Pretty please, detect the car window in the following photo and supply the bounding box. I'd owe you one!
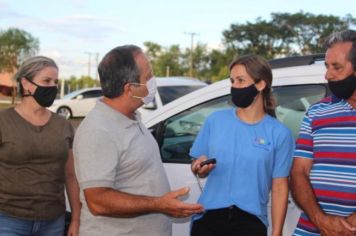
[153,84,327,164]
[63,90,81,99]
[274,84,327,138]
[155,96,232,163]
[158,86,205,105]
[81,90,103,99]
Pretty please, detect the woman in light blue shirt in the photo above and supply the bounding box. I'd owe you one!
[190,54,294,236]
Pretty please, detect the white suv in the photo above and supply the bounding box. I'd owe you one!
[138,76,207,118]
[142,55,329,236]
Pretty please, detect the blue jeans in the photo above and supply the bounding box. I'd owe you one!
[0,212,64,236]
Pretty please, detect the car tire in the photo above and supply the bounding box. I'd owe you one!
[57,106,72,120]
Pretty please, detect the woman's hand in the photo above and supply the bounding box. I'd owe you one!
[191,155,216,178]
[67,219,80,236]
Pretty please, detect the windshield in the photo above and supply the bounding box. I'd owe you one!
[158,85,205,105]
[62,90,83,99]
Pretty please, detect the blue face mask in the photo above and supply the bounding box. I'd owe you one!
[328,73,356,99]
[23,78,58,107]
[230,84,259,108]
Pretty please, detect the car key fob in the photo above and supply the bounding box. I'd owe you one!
[200,158,216,167]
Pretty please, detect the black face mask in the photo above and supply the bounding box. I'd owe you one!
[328,73,356,99]
[231,84,259,108]
[24,78,58,107]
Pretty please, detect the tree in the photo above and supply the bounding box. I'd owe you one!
[65,75,100,93]
[207,48,234,82]
[223,18,288,59]
[0,28,39,73]
[144,42,185,77]
[144,41,162,62]
[182,44,210,79]
[144,41,213,80]
[223,12,356,58]
[0,28,39,103]
[271,12,355,54]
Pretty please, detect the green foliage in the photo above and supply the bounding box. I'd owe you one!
[157,45,185,76]
[223,12,355,59]
[0,28,39,72]
[64,75,100,93]
[207,48,235,82]
[144,42,213,80]
[144,42,186,76]
[143,12,355,83]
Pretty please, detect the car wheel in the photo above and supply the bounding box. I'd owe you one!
[57,107,72,120]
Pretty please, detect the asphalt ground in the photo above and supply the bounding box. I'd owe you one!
[69,118,83,130]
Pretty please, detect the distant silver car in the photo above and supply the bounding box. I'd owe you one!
[49,77,207,119]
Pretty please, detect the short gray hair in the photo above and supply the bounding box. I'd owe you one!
[325,29,356,70]
[98,45,142,98]
[14,56,58,96]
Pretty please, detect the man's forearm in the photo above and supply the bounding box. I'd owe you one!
[84,187,203,218]
[290,171,325,225]
[85,188,159,217]
[346,212,356,227]
[271,178,289,236]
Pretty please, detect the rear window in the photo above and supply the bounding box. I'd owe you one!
[158,86,205,105]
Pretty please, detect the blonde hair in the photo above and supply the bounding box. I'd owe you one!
[14,56,58,96]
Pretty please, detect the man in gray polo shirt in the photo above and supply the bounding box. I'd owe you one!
[73,45,203,236]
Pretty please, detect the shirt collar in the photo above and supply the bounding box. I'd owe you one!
[96,99,141,128]
[331,94,342,103]
[331,95,354,110]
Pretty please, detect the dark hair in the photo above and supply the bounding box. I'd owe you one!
[325,29,356,70]
[229,54,275,117]
[14,56,58,96]
[98,45,142,98]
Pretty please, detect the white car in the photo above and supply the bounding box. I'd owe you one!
[49,87,103,119]
[142,55,329,236]
[50,77,206,119]
[138,77,207,118]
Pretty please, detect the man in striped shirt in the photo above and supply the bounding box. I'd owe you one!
[290,30,356,236]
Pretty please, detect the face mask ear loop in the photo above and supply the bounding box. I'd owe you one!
[22,90,33,97]
[21,76,38,97]
[129,83,146,100]
[22,77,35,97]
[24,77,40,87]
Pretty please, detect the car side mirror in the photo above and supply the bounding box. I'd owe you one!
[76,94,84,100]
[142,101,157,110]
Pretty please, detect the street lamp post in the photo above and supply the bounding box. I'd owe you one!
[185,32,198,77]
[84,52,92,78]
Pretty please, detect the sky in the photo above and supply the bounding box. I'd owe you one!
[0,0,355,79]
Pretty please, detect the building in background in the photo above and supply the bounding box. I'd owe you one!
[0,72,16,97]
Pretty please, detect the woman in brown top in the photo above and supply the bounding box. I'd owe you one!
[0,56,80,235]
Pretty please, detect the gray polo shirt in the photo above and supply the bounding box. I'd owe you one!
[73,100,171,236]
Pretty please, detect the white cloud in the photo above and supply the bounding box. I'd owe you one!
[49,14,126,41]
[1,8,125,43]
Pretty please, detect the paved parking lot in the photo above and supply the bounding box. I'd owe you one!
[69,118,83,130]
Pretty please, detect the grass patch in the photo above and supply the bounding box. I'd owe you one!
[0,103,13,109]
